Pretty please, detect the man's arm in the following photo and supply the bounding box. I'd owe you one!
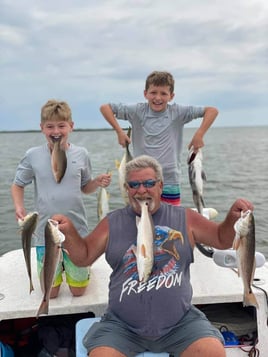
[186,198,254,249]
[53,214,109,266]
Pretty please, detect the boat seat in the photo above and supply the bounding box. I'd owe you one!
[76,317,169,357]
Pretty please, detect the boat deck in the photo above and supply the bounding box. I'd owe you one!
[1,248,267,356]
[0,249,112,320]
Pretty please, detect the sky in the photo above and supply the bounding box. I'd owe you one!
[1,0,267,131]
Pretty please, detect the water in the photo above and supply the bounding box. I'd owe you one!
[1,127,268,258]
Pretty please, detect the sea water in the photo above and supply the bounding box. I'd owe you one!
[0,127,267,258]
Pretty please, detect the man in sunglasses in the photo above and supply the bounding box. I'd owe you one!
[53,155,253,357]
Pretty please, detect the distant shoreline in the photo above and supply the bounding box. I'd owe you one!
[1,125,268,134]
[0,128,116,134]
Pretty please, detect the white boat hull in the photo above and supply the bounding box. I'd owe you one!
[0,248,267,355]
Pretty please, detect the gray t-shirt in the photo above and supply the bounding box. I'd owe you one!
[13,143,92,245]
[106,203,193,338]
[110,102,205,185]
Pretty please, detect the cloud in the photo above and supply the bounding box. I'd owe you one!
[0,0,267,130]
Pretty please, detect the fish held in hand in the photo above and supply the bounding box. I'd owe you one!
[116,127,133,205]
[97,187,110,221]
[134,200,154,283]
[191,207,218,220]
[36,219,65,317]
[18,212,39,294]
[187,147,206,215]
[51,138,67,183]
[233,210,258,308]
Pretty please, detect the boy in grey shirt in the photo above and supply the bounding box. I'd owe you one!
[11,99,111,298]
[100,71,218,205]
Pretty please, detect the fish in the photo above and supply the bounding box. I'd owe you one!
[191,207,218,220]
[233,210,258,308]
[134,200,155,282]
[187,146,206,215]
[18,211,39,293]
[188,147,214,258]
[36,219,65,317]
[97,187,110,221]
[51,138,67,183]
[115,127,133,205]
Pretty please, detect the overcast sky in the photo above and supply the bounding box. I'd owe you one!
[1,0,267,131]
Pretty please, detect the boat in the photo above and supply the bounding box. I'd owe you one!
[0,247,267,356]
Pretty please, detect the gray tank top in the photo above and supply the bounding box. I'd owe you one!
[106,203,194,338]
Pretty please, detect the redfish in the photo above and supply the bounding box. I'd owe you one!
[36,219,65,317]
[18,211,39,293]
[116,127,132,205]
[233,210,258,308]
[97,187,110,221]
[51,138,67,183]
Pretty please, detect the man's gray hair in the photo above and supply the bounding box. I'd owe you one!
[125,155,163,183]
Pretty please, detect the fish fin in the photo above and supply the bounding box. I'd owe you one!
[141,244,146,258]
[244,291,259,309]
[202,170,207,182]
[232,236,240,250]
[115,160,120,169]
[62,248,69,256]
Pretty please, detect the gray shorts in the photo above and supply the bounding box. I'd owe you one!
[83,306,224,356]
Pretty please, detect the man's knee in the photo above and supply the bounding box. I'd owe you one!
[181,337,225,357]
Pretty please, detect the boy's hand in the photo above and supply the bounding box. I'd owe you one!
[118,131,131,148]
[96,173,112,188]
[15,207,27,221]
[188,133,204,151]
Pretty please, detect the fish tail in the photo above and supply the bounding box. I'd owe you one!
[36,299,49,318]
[243,291,259,309]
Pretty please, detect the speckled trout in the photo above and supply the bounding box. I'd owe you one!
[233,210,258,308]
[187,146,206,215]
[51,138,67,183]
[116,127,133,205]
[18,211,39,293]
[36,219,65,317]
[97,187,110,221]
[134,200,154,282]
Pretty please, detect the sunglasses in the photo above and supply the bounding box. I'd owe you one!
[127,179,160,189]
